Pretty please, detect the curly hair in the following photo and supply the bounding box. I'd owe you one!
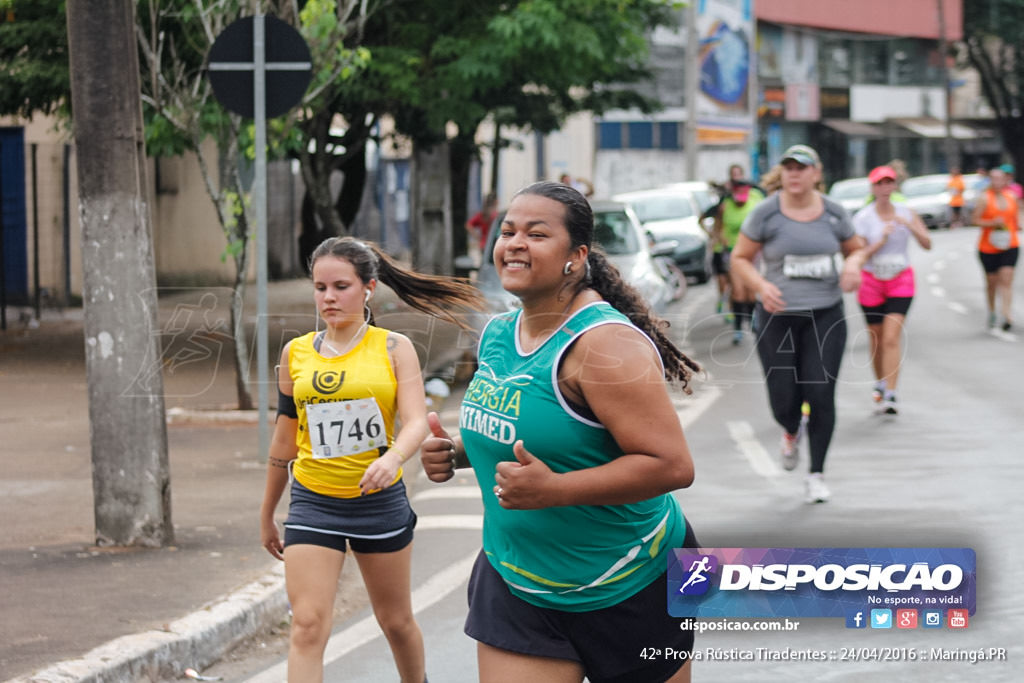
[512,181,701,391]
[309,236,485,330]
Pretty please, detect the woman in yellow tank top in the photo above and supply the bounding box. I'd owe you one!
[971,167,1020,331]
[259,237,482,681]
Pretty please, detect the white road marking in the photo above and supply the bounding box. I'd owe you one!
[411,486,482,502]
[244,550,480,683]
[726,420,782,479]
[933,260,947,271]
[416,514,483,530]
[674,383,724,431]
[930,286,946,298]
[926,273,941,284]
[946,302,969,315]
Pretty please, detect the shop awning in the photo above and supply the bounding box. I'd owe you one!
[891,118,986,140]
[821,119,885,137]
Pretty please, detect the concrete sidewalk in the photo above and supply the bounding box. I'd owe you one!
[0,280,475,682]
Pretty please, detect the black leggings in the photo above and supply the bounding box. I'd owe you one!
[754,302,847,474]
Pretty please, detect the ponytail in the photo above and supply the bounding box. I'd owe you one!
[585,249,700,391]
[309,236,485,330]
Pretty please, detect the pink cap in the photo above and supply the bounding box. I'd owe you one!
[868,166,898,184]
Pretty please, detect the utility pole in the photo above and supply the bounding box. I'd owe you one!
[685,1,699,181]
[66,0,173,546]
[937,0,959,171]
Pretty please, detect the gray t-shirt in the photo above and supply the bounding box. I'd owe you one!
[741,194,855,311]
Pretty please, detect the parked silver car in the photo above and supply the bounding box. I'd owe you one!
[827,177,871,216]
[612,183,716,283]
[901,173,982,229]
[469,201,677,332]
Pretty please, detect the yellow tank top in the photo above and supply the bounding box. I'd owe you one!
[289,327,401,497]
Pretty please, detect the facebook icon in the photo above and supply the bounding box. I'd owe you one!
[846,610,867,629]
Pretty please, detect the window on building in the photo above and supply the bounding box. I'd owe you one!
[659,122,680,150]
[598,122,622,149]
[854,40,889,85]
[818,36,851,87]
[627,122,654,149]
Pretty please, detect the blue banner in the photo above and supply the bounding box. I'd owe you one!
[667,548,976,618]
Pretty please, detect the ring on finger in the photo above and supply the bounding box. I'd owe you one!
[495,486,503,499]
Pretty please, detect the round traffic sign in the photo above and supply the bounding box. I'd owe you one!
[208,15,312,119]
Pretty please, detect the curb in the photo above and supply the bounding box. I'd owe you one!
[6,567,288,683]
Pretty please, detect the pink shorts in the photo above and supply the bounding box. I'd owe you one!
[858,267,915,307]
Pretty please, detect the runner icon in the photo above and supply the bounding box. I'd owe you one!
[679,556,712,594]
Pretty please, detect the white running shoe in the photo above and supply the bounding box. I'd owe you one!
[882,397,898,415]
[780,431,799,471]
[805,473,830,503]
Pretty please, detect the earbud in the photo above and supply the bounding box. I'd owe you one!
[365,290,372,302]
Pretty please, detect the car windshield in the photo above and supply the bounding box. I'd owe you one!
[902,177,949,197]
[829,179,870,199]
[629,195,696,222]
[593,210,640,255]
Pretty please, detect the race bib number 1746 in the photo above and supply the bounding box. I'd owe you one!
[306,398,385,459]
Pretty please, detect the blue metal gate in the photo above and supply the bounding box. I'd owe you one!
[1,127,28,302]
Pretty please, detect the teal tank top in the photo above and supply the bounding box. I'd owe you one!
[461,301,687,611]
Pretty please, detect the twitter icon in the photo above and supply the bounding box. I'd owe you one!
[871,609,892,629]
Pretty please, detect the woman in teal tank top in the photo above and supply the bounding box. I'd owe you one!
[421,182,703,683]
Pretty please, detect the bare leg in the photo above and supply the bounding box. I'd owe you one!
[879,314,906,391]
[354,544,425,682]
[985,272,998,317]
[284,544,346,683]
[866,323,883,382]
[478,643,583,683]
[997,266,1015,324]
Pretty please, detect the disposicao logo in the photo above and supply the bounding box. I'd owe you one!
[666,548,976,618]
[675,554,719,596]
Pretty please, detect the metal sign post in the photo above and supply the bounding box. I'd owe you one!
[208,15,312,460]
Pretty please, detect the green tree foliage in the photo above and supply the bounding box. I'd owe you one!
[963,0,1024,170]
[305,0,678,259]
[0,0,69,119]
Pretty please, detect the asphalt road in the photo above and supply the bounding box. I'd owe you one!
[201,227,1022,682]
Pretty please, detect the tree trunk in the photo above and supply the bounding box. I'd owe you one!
[217,139,255,411]
[449,131,477,259]
[337,146,367,230]
[66,0,172,547]
[411,140,452,274]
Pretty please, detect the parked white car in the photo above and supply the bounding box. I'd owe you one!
[612,183,716,283]
[901,173,982,229]
[827,177,871,216]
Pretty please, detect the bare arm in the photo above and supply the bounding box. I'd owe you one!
[359,332,429,494]
[731,233,786,312]
[260,343,298,560]
[904,213,932,250]
[838,234,868,291]
[493,324,694,509]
